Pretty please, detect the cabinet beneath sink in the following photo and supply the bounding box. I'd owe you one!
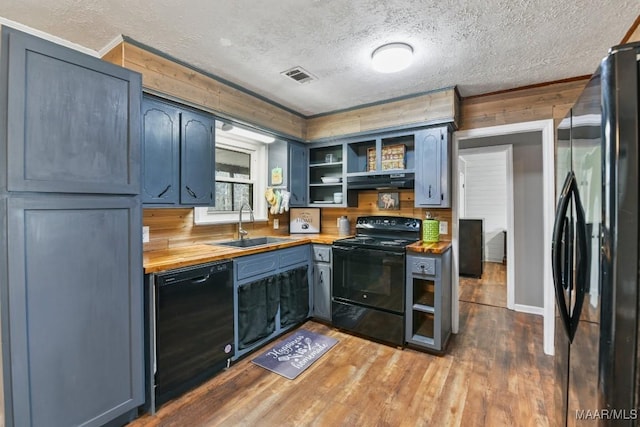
[233,245,313,360]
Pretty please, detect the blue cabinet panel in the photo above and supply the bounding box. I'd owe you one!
[267,140,308,207]
[141,96,215,207]
[180,111,215,205]
[5,28,141,195]
[6,196,144,427]
[288,142,308,206]
[415,127,450,207]
[142,98,180,204]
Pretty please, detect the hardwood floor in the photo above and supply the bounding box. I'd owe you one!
[459,262,507,308]
[128,276,555,427]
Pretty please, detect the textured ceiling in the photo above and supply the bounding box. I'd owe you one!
[0,1,637,117]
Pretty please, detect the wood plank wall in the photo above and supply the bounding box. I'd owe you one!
[143,209,291,252]
[459,78,589,131]
[102,42,307,140]
[143,190,451,252]
[305,88,460,140]
[320,189,452,239]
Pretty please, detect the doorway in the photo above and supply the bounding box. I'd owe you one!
[452,120,556,356]
[458,145,513,310]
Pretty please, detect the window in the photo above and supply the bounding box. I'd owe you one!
[213,148,253,211]
[194,129,267,224]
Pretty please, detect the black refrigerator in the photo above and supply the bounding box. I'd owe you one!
[552,41,640,425]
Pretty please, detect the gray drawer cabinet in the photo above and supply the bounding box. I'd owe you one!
[311,244,332,322]
[267,140,308,206]
[414,126,450,207]
[233,245,312,359]
[405,249,452,353]
[1,27,143,427]
[142,95,215,206]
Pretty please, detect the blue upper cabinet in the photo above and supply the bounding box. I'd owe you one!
[267,140,308,207]
[5,28,141,195]
[415,126,450,207]
[141,95,215,206]
[180,110,215,205]
[142,98,180,204]
[288,142,308,206]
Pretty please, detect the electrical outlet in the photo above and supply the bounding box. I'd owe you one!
[142,226,150,243]
[439,221,448,235]
[273,219,279,230]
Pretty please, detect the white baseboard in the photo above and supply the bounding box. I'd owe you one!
[514,304,544,316]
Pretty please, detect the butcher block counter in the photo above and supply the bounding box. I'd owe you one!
[143,234,347,273]
[406,240,452,255]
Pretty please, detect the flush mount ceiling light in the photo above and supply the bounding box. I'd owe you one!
[371,42,414,73]
[221,123,275,143]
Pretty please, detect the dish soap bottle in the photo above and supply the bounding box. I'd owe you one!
[422,212,440,243]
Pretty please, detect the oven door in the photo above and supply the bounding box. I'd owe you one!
[332,245,405,313]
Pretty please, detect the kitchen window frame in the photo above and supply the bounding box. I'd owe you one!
[194,133,268,225]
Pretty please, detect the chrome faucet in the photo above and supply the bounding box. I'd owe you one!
[238,202,254,240]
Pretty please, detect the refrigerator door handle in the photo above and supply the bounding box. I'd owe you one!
[552,171,575,340]
[569,180,589,341]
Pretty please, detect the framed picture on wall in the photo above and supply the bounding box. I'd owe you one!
[378,192,400,210]
[289,208,321,233]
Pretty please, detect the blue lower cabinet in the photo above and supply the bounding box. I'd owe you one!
[233,246,312,359]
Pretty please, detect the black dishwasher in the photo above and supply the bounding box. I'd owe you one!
[155,260,233,406]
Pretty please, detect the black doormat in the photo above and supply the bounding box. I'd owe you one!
[252,329,338,380]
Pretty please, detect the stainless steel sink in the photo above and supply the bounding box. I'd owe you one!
[210,236,292,249]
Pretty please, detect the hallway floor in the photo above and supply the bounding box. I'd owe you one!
[459,262,507,308]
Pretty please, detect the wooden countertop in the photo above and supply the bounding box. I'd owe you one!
[143,234,348,273]
[406,240,452,255]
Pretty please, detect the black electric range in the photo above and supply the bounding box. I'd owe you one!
[332,216,421,346]
[333,216,421,252]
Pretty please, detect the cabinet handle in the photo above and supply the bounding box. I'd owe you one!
[185,185,198,199]
[319,270,324,284]
[157,184,171,198]
[428,185,432,198]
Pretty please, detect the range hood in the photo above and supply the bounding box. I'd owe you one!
[347,173,414,190]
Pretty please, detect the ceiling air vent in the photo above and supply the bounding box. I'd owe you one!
[280,66,317,84]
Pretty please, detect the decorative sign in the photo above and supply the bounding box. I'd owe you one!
[289,208,321,234]
[271,167,283,185]
[378,192,400,210]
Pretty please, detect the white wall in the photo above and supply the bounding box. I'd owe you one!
[459,150,507,263]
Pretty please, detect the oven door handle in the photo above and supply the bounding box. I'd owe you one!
[332,246,356,251]
[333,246,404,258]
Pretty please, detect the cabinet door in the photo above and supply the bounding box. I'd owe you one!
[289,142,308,206]
[142,97,180,204]
[4,28,141,195]
[180,111,215,205]
[6,196,144,427]
[313,263,332,321]
[415,128,442,206]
